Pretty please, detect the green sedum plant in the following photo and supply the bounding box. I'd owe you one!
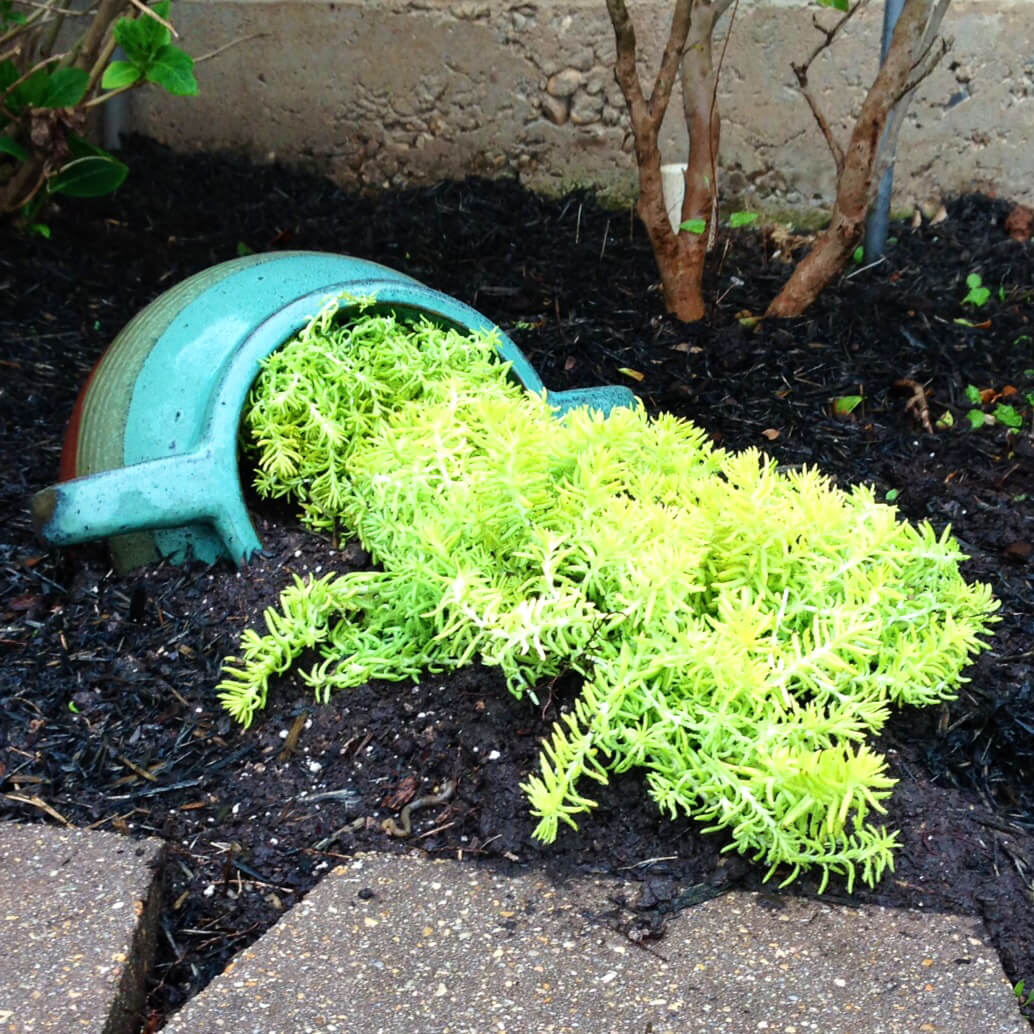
[219,298,998,892]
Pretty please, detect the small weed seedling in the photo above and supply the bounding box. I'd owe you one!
[961,273,991,307]
[959,383,1033,432]
[1015,979,1034,1009]
[679,211,760,235]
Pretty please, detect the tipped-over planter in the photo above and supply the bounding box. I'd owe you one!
[32,251,636,572]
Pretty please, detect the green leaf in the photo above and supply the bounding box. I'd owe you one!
[101,61,144,90]
[963,384,983,405]
[38,67,88,108]
[66,134,109,160]
[48,154,129,198]
[816,0,850,9]
[4,64,87,110]
[884,488,900,502]
[935,410,954,430]
[962,272,990,307]
[679,217,707,235]
[728,211,759,229]
[993,403,1023,429]
[832,394,863,416]
[0,134,28,161]
[852,245,864,263]
[114,8,172,65]
[965,409,989,430]
[10,67,50,109]
[0,1,27,26]
[145,46,198,96]
[0,58,18,93]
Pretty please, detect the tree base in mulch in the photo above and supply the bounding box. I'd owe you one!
[1,136,1032,1024]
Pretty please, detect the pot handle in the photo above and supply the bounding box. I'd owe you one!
[32,446,261,564]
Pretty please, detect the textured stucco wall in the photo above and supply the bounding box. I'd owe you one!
[128,0,1034,211]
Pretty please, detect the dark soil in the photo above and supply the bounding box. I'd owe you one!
[2,136,1033,1030]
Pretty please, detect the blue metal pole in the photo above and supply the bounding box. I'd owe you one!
[863,0,906,261]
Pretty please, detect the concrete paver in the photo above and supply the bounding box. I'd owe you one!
[0,822,165,1034]
[161,850,1029,1034]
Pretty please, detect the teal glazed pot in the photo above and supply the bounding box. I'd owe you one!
[32,251,636,572]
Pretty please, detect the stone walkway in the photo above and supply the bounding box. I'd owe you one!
[2,822,1029,1034]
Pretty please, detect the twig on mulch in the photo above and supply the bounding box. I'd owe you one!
[894,377,933,432]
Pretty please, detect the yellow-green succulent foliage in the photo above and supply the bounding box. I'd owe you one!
[219,297,998,892]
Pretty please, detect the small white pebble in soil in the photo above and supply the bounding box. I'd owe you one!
[308,760,322,774]
[232,803,240,816]
[488,750,501,761]
[278,729,289,739]
[269,837,278,846]
[203,884,216,897]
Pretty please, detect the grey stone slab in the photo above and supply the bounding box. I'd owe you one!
[0,822,165,1034]
[162,850,1028,1034]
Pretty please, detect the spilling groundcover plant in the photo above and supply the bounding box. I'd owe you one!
[219,298,998,892]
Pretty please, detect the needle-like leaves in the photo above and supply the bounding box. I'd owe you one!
[218,298,999,892]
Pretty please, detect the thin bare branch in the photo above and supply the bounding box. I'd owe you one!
[128,0,177,39]
[15,0,98,14]
[0,7,48,52]
[706,0,739,246]
[195,32,269,65]
[74,0,124,72]
[791,0,873,174]
[915,0,951,54]
[798,0,871,71]
[793,73,845,175]
[84,25,118,94]
[0,51,60,104]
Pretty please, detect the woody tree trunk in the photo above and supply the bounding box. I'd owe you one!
[766,0,951,317]
[606,0,733,323]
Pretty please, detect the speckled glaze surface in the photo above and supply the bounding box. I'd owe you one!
[34,251,635,571]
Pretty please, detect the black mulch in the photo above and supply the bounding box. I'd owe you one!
[2,136,1033,1029]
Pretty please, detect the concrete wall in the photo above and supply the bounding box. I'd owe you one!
[130,0,1034,212]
